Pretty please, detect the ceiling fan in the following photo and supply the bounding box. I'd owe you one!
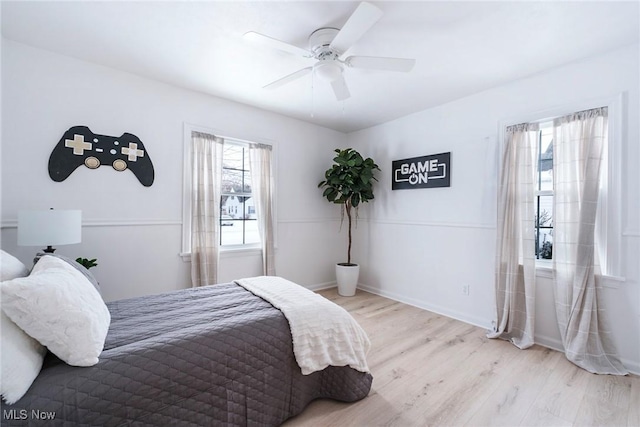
[244,2,416,101]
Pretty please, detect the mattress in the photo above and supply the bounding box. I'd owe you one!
[1,282,372,426]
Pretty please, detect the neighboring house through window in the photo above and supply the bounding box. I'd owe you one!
[220,143,259,246]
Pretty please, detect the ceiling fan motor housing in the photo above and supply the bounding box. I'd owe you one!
[308,27,341,59]
[309,28,344,82]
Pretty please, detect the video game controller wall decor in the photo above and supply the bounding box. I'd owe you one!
[49,126,155,187]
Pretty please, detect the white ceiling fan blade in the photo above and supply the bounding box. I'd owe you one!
[330,75,351,101]
[346,56,416,72]
[263,67,313,90]
[244,31,313,58]
[330,2,383,54]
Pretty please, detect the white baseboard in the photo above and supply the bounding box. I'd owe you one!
[534,333,640,376]
[305,281,337,291]
[620,358,640,376]
[357,283,492,330]
[534,334,564,353]
[357,283,640,376]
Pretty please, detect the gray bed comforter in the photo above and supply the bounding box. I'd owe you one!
[1,283,373,426]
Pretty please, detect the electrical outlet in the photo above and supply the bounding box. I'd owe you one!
[462,285,470,296]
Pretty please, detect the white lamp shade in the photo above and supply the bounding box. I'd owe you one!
[18,210,82,247]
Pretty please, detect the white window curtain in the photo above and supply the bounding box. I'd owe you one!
[249,143,276,276]
[488,123,538,349]
[552,107,627,374]
[191,131,224,287]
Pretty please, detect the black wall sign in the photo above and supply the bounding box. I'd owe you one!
[392,152,451,190]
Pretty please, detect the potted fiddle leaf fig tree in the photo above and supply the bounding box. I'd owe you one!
[318,148,380,296]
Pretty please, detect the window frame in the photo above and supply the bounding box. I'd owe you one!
[181,123,276,259]
[219,141,259,247]
[534,122,554,266]
[497,93,624,278]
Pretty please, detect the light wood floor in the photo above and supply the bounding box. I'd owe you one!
[283,289,640,427]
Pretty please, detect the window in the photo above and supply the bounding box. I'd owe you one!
[535,123,554,260]
[501,94,622,277]
[220,143,260,246]
[182,124,275,257]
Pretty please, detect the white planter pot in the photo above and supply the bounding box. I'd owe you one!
[336,263,360,297]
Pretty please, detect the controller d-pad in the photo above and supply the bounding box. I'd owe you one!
[113,159,127,171]
[122,143,144,162]
[85,157,100,169]
[65,134,92,155]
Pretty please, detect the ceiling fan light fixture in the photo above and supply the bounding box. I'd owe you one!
[314,60,343,82]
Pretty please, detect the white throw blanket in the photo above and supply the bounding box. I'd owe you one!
[234,276,371,375]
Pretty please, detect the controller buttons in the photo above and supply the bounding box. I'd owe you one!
[85,157,100,169]
[122,143,144,162]
[110,149,117,155]
[114,141,120,145]
[65,134,92,155]
[93,138,99,143]
[113,159,127,171]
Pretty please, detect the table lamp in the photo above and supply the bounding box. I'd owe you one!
[18,209,82,253]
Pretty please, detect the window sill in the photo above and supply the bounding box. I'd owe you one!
[535,263,625,289]
[535,261,553,278]
[220,245,263,257]
[180,246,263,262]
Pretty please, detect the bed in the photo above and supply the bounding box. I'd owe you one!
[0,253,373,426]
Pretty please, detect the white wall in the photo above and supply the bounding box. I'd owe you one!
[0,39,347,301]
[347,44,640,373]
[2,38,638,373]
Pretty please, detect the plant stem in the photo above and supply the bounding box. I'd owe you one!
[346,200,352,264]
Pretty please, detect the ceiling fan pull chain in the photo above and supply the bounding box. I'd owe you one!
[310,70,315,118]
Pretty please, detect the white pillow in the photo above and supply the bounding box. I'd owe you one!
[1,311,47,404]
[0,250,29,281]
[1,249,47,405]
[1,255,111,367]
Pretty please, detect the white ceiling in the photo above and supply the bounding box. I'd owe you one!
[2,1,638,133]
